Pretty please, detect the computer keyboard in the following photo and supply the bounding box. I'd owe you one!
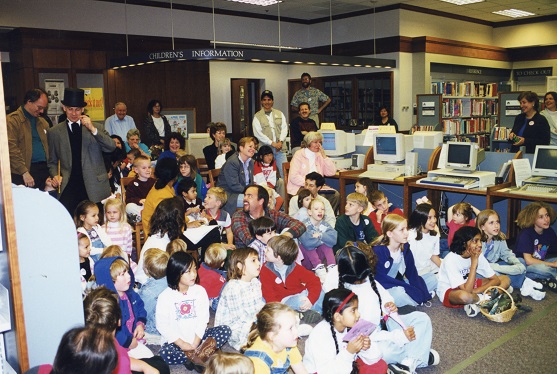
[510,183,557,196]
[417,175,479,189]
[359,170,403,180]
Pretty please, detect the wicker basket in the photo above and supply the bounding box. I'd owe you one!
[479,286,517,323]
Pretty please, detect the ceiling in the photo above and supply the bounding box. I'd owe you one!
[142,0,557,24]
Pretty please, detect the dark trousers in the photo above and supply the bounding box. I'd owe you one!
[11,161,50,191]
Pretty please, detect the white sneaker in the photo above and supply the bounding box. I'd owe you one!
[314,265,327,284]
[464,303,480,317]
[507,286,514,294]
[297,323,313,337]
[523,277,543,290]
[521,284,546,301]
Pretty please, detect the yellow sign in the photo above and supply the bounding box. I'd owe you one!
[83,88,105,121]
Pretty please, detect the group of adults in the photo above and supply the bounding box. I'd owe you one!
[508,91,557,153]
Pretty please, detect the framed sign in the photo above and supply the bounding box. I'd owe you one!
[164,108,196,138]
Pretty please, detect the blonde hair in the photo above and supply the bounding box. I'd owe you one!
[132,155,151,168]
[227,247,258,280]
[205,352,254,374]
[476,209,506,241]
[516,201,557,229]
[346,192,368,210]
[204,243,228,269]
[104,198,127,226]
[372,214,406,248]
[219,138,232,154]
[308,198,325,210]
[242,303,297,352]
[109,258,129,282]
[101,245,128,261]
[166,239,188,256]
[143,248,169,279]
[207,187,227,206]
[263,186,276,210]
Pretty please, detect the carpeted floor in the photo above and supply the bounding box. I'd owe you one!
[152,291,557,374]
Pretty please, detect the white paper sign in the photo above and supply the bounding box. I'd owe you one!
[512,158,532,187]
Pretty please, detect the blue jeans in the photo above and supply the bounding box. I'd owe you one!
[273,148,287,180]
[380,311,432,367]
[421,272,438,294]
[282,289,324,314]
[519,257,557,280]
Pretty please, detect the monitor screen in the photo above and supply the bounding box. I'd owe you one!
[447,143,472,165]
[532,146,557,177]
[376,137,397,156]
[322,133,336,151]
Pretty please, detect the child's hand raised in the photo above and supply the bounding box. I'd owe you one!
[346,335,366,354]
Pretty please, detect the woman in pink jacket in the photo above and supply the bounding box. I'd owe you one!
[287,132,338,214]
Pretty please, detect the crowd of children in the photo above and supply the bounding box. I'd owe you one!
[37,135,557,374]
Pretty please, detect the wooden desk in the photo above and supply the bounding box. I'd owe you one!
[338,171,409,214]
[487,185,557,239]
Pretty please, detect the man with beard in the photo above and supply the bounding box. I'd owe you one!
[290,73,331,126]
[231,184,306,247]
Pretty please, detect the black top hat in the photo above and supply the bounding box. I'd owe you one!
[261,90,273,100]
[61,88,87,107]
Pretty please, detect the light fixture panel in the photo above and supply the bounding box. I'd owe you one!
[226,0,281,6]
[492,9,535,18]
[439,0,484,4]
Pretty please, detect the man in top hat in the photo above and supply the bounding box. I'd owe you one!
[252,90,288,179]
[48,88,116,215]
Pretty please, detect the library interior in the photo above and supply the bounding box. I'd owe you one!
[1,1,557,373]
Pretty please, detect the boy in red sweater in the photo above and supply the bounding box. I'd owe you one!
[260,235,324,322]
[369,189,404,234]
[198,243,228,311]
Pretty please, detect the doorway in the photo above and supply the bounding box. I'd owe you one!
[230,79,261,142]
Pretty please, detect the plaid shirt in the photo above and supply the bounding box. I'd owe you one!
[214,279,265,350]
[231,209,306,247]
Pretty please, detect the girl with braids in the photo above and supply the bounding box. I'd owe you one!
[303,288,388,374]
[242,302,308,374]
[323,245,439,374]
[372,214,432,307]
[407,203,441,295]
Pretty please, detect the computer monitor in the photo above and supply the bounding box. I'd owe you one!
[318,130,356,157]
[373,133,406,164]
[186,133,212,159]
[412,131,444,149]
[445,141,486,173]
[531,145,557,178]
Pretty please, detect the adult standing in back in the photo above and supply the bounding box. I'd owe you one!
[252,90,288,180]
[508,91,550,153]
[143,99,171,147]
[290,72,331,126]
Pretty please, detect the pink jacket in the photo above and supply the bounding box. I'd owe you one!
[287,149,336,195]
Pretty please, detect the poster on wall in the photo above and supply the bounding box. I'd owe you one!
[44,79,65,115]
[421,101,435,116]
[168,114,188,138]
[505,100,521,116]
[83,88,105,121]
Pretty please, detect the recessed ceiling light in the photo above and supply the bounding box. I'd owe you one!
[226,0,281,6]
[493,9,535,18]
[440,0,484,5]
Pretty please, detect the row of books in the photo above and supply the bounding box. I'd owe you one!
[431,81,498,97]
[412,125,437,132]
[442,98,498,118]
[445,134,489,149]
[492,126,512,141]
[442,117,494,136]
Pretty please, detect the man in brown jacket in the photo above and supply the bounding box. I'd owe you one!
[7,88,50,190]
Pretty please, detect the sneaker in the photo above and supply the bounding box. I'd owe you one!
[387,363,412,374]
[300,310,323,324]
[507,286,514,294]
[539,278,557,293]
[525,288,546,301]
[430,290,436,299]
[314,265,328,284]
[428,349,440,366]
[464,303,480,317]
[297,323,313,337]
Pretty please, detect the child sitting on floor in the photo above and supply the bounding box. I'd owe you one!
[248,216,277,265]
[447,202,480,247]
[198,243,228,311]
[368,190,404,235]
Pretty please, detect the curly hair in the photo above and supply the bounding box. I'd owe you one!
[516,201,557,229]
[450,226,480,255]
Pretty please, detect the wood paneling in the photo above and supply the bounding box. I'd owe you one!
[32,49,71,69]
[412,37,509,61]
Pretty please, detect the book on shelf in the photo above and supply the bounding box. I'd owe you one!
[431,81,498,97]
[493,126,511,141]
[442,117,494,135]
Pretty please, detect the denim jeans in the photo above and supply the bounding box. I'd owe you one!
[282,289,324,314]
[518,257,557,280]
[272,148,287,180]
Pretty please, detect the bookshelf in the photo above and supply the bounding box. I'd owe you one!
[490,91,523,152]
[430,81,501,149]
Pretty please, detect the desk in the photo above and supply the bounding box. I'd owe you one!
[404,179,492,217]
[338,171,411,214]
[487,185,557,239]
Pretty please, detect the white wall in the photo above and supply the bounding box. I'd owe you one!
[494,21,557,48]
